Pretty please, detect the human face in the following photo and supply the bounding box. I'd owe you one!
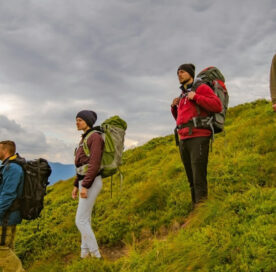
[177,70,192,85]
[0,144,7,161]
[76,118,90,132]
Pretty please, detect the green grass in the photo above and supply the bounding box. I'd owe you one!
[15,99,276,271]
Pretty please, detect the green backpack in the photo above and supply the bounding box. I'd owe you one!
[82,115,127,178]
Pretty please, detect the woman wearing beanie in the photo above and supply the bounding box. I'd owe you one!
[72,110,104,259]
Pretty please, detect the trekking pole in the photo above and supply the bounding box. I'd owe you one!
[174,127,180,146]
[120,172,123,192]
[207,117,214,152]
[110,176,113,198]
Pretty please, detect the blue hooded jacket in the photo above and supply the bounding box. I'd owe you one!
[0,156,24,226]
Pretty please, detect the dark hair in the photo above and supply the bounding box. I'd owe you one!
[0,140,16,155]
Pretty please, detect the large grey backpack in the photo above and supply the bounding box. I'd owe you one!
[192,66,229,134]
[82,115,127,178]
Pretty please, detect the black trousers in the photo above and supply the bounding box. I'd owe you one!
[179,136,210,204]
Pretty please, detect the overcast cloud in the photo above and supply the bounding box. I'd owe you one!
[0,0,275,163]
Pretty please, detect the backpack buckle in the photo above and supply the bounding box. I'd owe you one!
[192,117,198,128]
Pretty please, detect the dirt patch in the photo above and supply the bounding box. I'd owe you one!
[101,245,128,261]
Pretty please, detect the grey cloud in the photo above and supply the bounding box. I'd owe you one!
[191,0,215,12]
[0,115,23,133]
[0,0,275,162]
[0,114,75,163]
[0,115,48,154]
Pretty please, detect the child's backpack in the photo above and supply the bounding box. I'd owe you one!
[191,66,229,134]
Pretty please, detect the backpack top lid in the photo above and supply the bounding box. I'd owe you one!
[192,66,227,92]
[102,115,127,131]
[197,66,225,82]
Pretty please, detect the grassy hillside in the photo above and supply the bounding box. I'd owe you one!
[16,99,275,272]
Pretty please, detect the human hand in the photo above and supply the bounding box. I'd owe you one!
[72,187,78,199]
[80,187,88,198]
[171,97,180,107]
[187,91,196,100]
[273,104,276,112]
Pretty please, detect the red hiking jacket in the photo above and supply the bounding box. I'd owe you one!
[171,83,222,140]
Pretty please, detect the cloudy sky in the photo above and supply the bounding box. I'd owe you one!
[0,0,275,163]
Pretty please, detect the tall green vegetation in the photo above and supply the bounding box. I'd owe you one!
[16,100,275,271]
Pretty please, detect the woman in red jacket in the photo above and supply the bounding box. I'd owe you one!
[72,110,104,259]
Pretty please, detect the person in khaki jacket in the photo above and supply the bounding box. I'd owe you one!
[0,141,25,272]
[270,54,276,112]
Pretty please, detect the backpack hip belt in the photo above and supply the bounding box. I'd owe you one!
[177,116,214,132]
[76,164,89,176]
[76,164,102,180]
[174,116,214,146]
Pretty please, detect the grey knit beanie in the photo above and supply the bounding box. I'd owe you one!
[177,63,195,78]
[76,110,97,128]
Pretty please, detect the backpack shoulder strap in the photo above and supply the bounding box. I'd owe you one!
[82,131,96,157]
[0,155,23,173]
[82,129,103,157]
[191,80,203,115]
[6,154,25,165]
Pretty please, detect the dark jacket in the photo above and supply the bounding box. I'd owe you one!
[171,83,222,140]
[0,156,24,226]
[74,129,104,189]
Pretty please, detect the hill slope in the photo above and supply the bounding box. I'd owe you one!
[16,100,275,272]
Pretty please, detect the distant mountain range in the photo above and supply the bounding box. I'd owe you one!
[48,162,75,184]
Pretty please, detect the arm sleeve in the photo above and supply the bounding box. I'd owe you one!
[73,175,79,188]
[81,133,104,189]
[171,106,178,120]
[193,84,223,113]
[270,54,276,104]
[0,164,23,219]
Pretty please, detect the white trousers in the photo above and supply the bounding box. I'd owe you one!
[75,176,102,258]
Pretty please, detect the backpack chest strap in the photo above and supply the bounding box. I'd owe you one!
[81,130,103,157]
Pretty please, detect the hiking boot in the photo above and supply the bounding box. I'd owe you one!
[90,250,102,259]
[80,249,102,259]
